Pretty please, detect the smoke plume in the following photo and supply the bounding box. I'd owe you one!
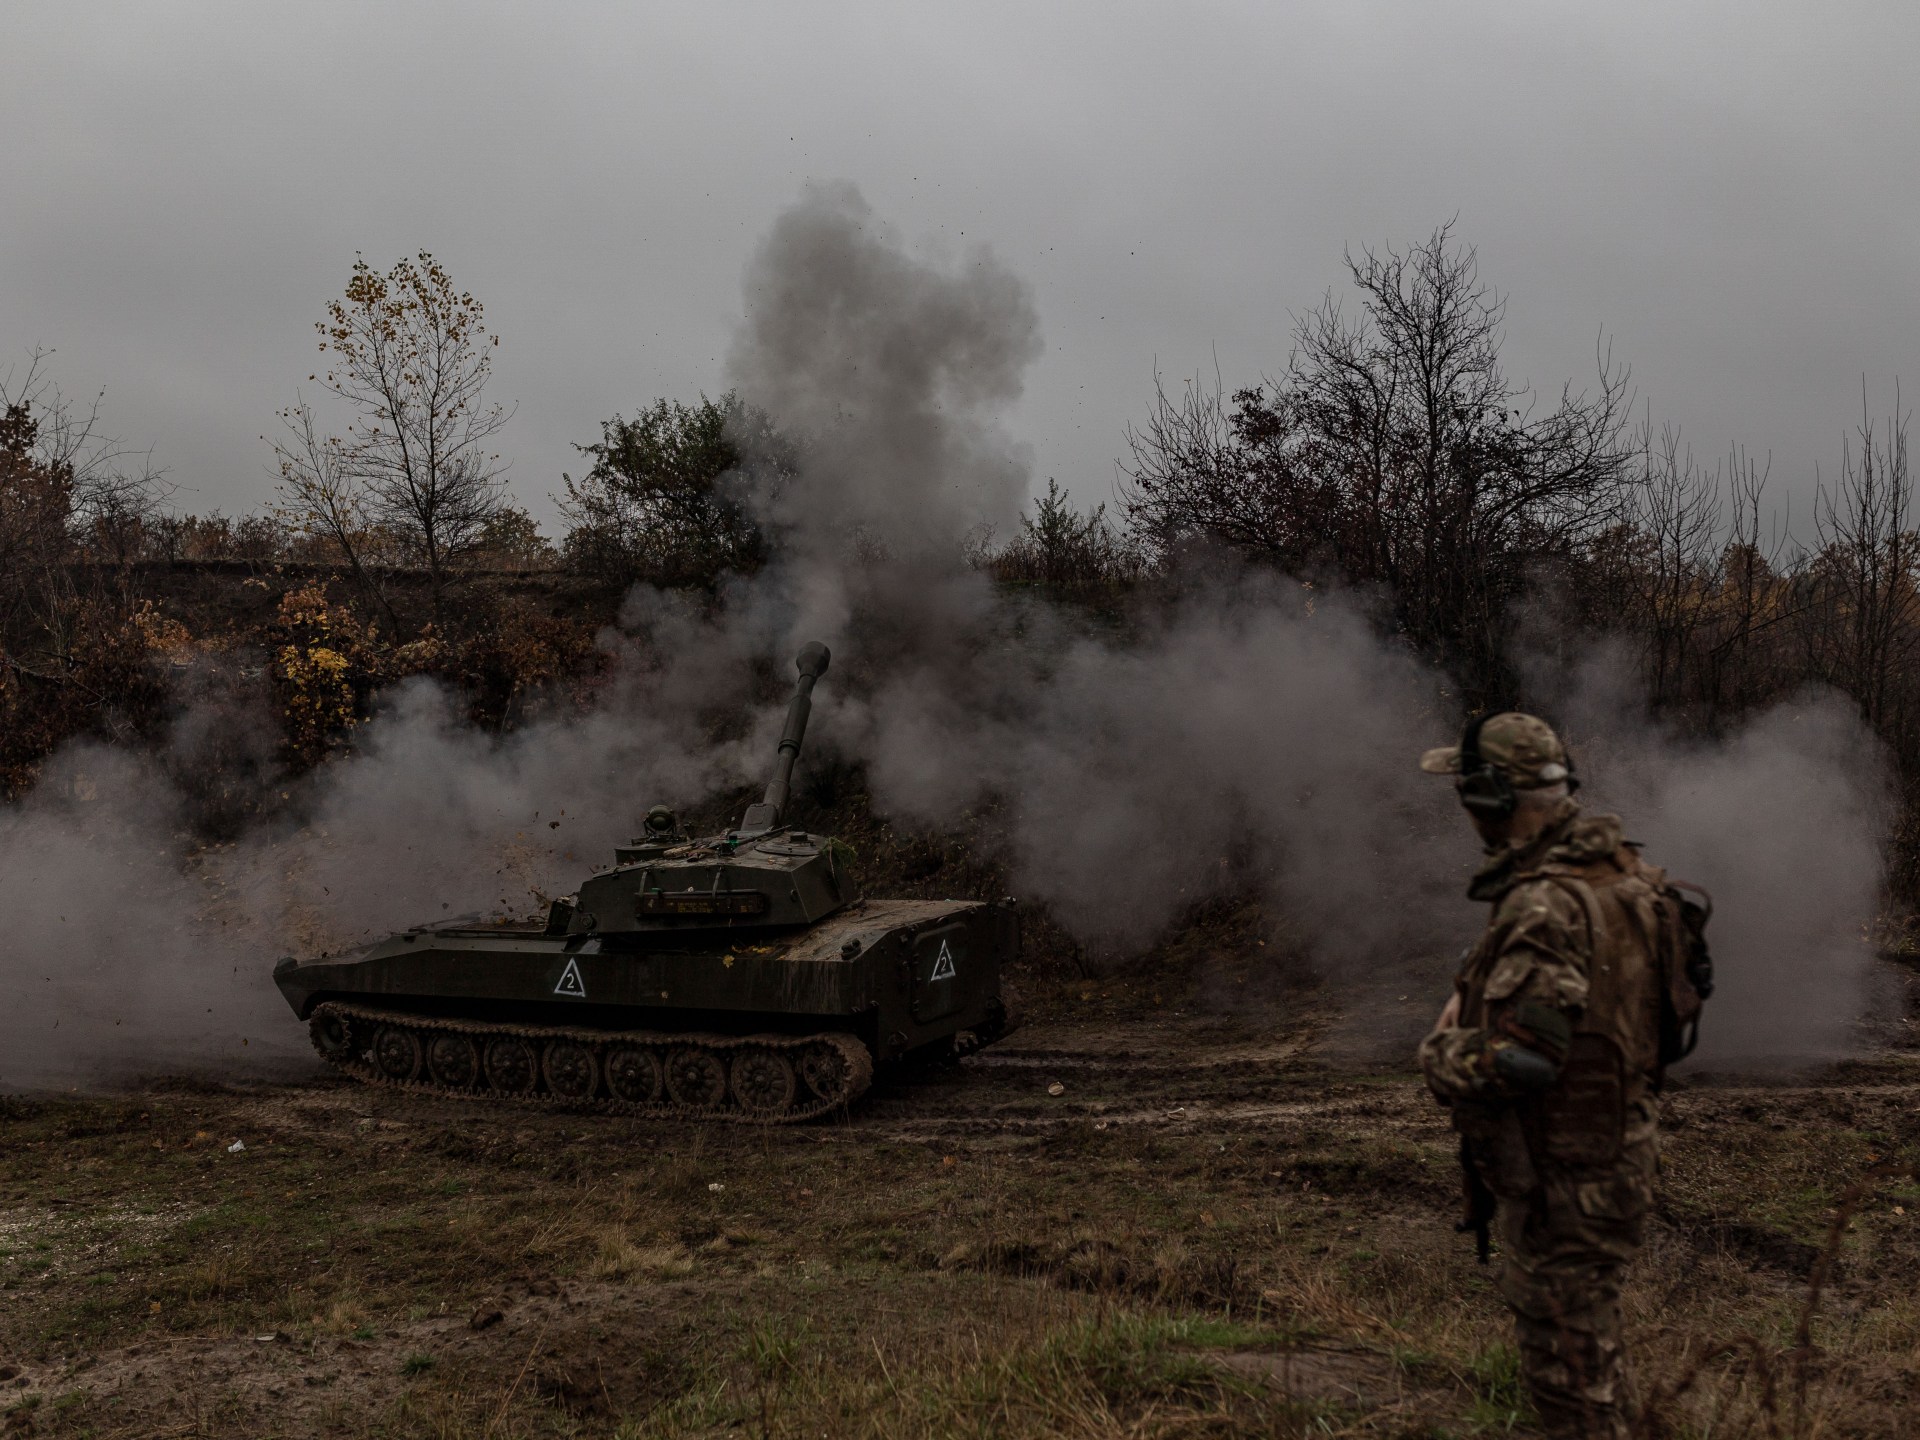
[1545,654,1887,1065]
[0,744,301,1087]
[727,181,1041,567]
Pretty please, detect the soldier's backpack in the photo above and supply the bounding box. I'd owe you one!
[1541,853,1715,1077]
[1654,878,1715,1065]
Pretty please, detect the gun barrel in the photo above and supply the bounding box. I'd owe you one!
[739,642,830,833]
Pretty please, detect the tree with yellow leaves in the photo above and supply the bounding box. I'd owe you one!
[273,253,510,621]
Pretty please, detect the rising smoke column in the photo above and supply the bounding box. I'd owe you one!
[728,181,1041,563]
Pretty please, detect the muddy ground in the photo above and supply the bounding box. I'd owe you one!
[1,988,1918,1438]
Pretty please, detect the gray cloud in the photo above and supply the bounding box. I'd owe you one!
[4,3,1918,533]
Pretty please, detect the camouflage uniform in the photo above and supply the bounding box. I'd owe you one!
[1418,718,1667,1440]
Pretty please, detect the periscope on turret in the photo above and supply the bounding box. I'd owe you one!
[271,643,1018,1122]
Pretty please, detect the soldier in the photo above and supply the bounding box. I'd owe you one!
[1417,712,1668,1440]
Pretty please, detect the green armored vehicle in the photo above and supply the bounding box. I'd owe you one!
[273,643,1017,1122]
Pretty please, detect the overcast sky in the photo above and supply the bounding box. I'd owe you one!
[5,2,1917,536]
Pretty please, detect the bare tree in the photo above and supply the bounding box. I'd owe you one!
[1291,225,1634,691]
[270,396,395,625]
[0,389,74,651]
[1124,225,1634,698]
[1695,447,1793,725]
[280,253,510,617]
[1805,389,1918,739]
[1626,421,1722,710]
[1121,368,1340,567]
[0,350,163,659]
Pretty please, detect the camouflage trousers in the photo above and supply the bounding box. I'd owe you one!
[1494,1137,1656,1440]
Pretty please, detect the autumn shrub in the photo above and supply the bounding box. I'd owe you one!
[0,596,170,795]
[430,606,600,730]
[268,583,388,765]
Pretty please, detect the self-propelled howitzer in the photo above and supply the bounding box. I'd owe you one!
[273,643,1017,1122]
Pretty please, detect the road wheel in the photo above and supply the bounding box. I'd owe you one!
[664,1047,727,1109]
[372,1025,422,1082]
[606,1047,663,1105]
[799,1043,853,1104]
[484,1036,539,1095]
[544,1040,600,1101]
[731,1048,797,1117]
[426,1033,481,1089]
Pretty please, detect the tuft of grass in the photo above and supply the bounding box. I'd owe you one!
[590,1227,695,1281]
[1461,1341,1530,1432]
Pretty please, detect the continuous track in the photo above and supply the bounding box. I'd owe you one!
[307,1001,873,1124]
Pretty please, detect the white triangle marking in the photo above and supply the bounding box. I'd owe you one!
[929,940,957,982]
[554,957,588,998]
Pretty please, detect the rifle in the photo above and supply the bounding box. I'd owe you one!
[1457,1136,1497,1264]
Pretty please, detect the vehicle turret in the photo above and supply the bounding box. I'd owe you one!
[550,642,849,938]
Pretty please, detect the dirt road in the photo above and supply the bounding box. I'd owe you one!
[2,1009,1917,1437]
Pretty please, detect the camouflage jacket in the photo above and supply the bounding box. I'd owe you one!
[1420,801,1663,1179]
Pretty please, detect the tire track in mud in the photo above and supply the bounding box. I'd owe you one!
[854,1024,1422,1140]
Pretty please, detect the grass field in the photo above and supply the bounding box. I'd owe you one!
[1,989,1917,1438]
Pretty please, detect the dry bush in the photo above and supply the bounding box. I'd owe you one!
[433,603,601,731]
[268,582,389,766]
[590,1229,695,1282]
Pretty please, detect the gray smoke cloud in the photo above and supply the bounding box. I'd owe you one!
[0,745,301,1088]
[853,579,1462,960]
[1545,655,1888,1067]
[728,181,1041,563]
[843,587,1887,1069]
[0,183,1889,1089]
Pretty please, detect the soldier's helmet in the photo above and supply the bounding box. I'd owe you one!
[1419,712,1574,789]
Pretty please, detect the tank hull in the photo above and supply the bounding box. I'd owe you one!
[274,898,1016,1120]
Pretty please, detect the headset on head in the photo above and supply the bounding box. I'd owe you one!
[1456,713,1577,822]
